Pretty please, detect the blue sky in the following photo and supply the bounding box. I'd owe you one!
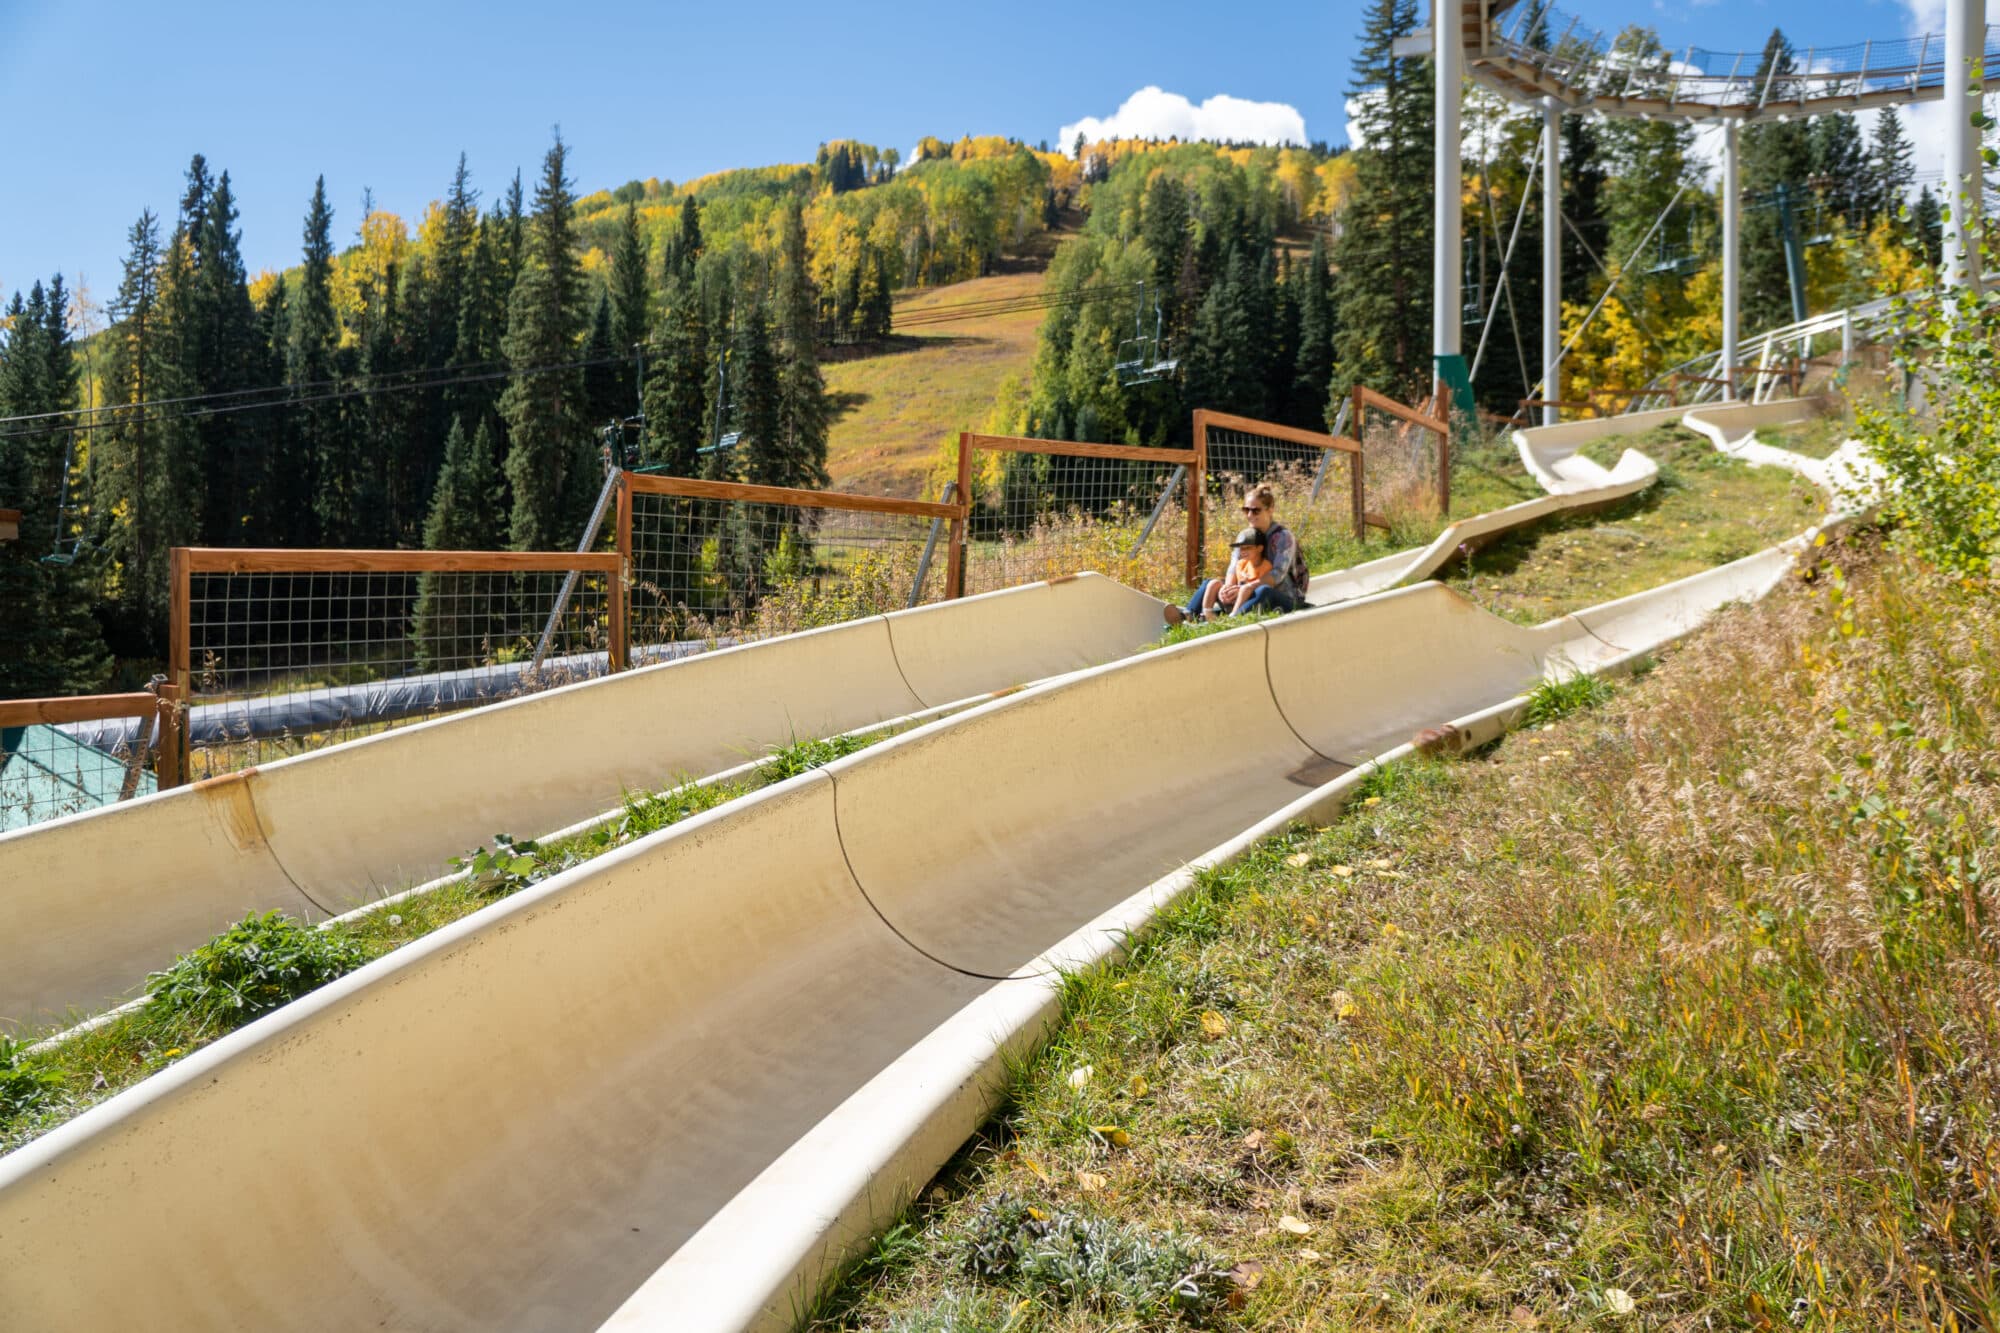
[0,0,1939,308]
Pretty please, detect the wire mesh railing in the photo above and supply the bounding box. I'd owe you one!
[620,473,962,649]
[956,434,1201,599]
[1193,409,1365,575]
[1484,1,2000,116]
[171,549,622,781]
[0,688,177,832]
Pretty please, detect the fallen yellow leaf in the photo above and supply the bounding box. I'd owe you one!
[1331,989,1358,1019]
[1021,1156,1052,1183]
[1285,852,1313,868]
[1090,1124,1132,1148]
[1278,1214,1313,1235]
[1075,1169,1108,1192]
[1329,865,1354,877]
[1200,1010,1229,1040]
[1298,1248,1324,1261]
[1129,1074,1149,1097]
[1362,795,1382,806]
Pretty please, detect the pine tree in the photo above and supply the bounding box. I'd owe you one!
[582,290,623,431]
[667,196,703,287]
[1741,29,1815,329]
[500,131,590,551]
[1141,175,1191,332]
[1330,0,1435,401]
[0,282,112,694]
[451,212,510,439]
[1291,234,1335,427]
[356,246,408,545]
[1870,108,1916,225]
[640,286,710,474]
[1913,185,1943,267]
[1597,28,1696,293]
[181,163,262,545]
[98,210,172,638]
[732,294,783,487]
[1809,113,1868,221]
[1558,114,1609,310]
[774,198,829,489]
[609,201,650,411]
[412,416,507,667]
[294,177,347,546]
[252,275,308,545]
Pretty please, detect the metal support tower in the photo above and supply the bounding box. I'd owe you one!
[1944,0,1987,288]
[1541,97,1561,426]
[1434,1,1466,408]
[1721,120,1741,402]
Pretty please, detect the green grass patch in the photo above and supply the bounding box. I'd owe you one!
[1153,610,1280,649]
[815,543,2000,1332]
[1446,425,1822,623]
[1523,669,1615,725]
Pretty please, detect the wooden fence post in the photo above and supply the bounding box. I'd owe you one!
[152,682,185,790]
[611,472,632,672]
[1187,411,1207,588]
[169,546,191,696]
[948,432,971,599]
[1350,444,1366,542]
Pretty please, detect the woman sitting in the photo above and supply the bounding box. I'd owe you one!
[1163,482,1304,626]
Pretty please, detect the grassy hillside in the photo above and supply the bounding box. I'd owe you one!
[823,261,1052,498]
[814,537,2000,1331]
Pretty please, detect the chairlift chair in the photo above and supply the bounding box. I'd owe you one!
[1646,212,1703,277]
[1113,281,1179,387]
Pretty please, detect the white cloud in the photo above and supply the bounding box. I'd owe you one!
[1057,87,1307,154]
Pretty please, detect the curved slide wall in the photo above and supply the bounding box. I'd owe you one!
[0,574,1164,1028]
[0,555,1802,1332]
[1305,407,1670,608]
[1681,397,1886,509]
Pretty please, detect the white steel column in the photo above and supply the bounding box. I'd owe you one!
[1721,119,1741,401]
[1942,0,1985,287]
[1434,1,1464,368]
[1542,98,1561,425]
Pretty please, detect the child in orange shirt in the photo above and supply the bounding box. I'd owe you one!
[1202,527,1271,619]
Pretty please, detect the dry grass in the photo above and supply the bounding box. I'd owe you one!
[816,539,2000,1332]
[826,267,1055,498]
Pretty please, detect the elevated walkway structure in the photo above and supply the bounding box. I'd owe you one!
[1468,2,2000,120]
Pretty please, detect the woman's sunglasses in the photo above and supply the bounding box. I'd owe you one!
[1241,504,1266,514]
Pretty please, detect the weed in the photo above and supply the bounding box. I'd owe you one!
[448,832,562,897]
[0,1037,65,1122]
[959,1193,1235,1321]
[759,731,874,783]
[146,912,369,1035]
[602,779,742,844]
[1523,668,1615,724]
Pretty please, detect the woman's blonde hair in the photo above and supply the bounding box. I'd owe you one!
[1244,482,1277,510]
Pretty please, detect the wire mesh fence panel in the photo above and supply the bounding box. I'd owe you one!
[624,479,949,651]
[961,439,1197,600]
[0,696,159,833]
[1193,412,1361,576]
[178,554,616,780]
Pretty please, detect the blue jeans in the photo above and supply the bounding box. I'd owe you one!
[1184,580,1298,619]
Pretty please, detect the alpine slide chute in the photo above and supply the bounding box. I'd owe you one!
[0,0,1969,1327]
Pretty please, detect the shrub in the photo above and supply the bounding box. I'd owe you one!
[1855,281,2000,577]
[958,1193,1235,1320]
[1524,668,1615,724]
[147,912,369,1034]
